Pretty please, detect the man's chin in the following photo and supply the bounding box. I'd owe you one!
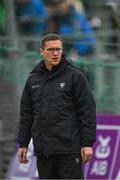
[52,61,60,66]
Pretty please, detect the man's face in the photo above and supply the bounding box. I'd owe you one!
[40,40,63,68]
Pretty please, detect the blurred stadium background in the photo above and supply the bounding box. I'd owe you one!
[0,0,120,179]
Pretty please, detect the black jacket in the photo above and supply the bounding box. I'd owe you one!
[18,55,96,155]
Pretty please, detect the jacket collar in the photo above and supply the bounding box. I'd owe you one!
[30,54,72,77]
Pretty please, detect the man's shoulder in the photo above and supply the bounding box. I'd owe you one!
[65,56,82,73]
[24,72,38,87]
[26,60,43,80]
[67,62,84,76]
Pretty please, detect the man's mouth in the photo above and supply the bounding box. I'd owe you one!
[52,57,59,60]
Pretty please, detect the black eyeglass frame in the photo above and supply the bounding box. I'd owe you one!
[44,48,63,53]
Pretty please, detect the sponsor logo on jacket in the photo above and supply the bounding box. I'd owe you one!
[31,85,40,89]
[60,82,65,89]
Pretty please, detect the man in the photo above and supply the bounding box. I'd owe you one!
[18,33,96,179]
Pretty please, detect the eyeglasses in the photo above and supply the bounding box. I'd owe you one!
[44,48,62,53]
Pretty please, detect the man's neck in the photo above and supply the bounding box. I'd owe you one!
[44,61,52,71]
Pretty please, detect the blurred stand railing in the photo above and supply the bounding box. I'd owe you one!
[1,26,120,57]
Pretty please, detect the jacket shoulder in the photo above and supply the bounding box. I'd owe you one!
[24,73,37,88]
[67,63,85,76]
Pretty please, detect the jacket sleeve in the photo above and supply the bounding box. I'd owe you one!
[18,78,33,148]
[72,72,96,147]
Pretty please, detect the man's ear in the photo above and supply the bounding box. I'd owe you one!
[40,48,44,56]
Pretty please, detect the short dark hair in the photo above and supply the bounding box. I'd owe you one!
[40,34,63,49]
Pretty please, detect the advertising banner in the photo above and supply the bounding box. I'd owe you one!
[6,115,120,179]
[85,115,120,179]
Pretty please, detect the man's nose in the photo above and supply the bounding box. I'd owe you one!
[53,50,58,54]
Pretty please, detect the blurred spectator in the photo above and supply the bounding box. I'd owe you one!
[0,0,6,35]
[45,0,96,56]
[106,0,120,16]
[80,0,94,20]
[15,0,47,35]
[81,0,102,30]
[45,0,75,34]
[73,13,96,56]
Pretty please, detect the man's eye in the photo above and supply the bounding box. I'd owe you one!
[50,48,62,51]
[45,48,62,52]
[49,48,55,51]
